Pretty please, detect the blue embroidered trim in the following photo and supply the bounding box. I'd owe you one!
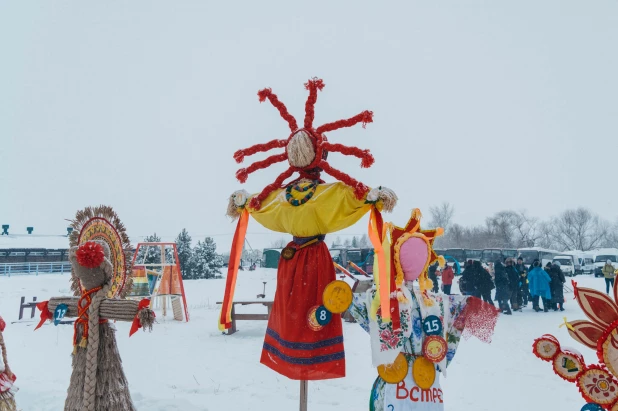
[263,342,345,365]
[266,328,343,350]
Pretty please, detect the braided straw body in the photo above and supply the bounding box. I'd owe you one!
[82,286,106,411]
[64,286,135,411]
[0,331,17,411]
[64,285,136,411]
[64,286,136,411]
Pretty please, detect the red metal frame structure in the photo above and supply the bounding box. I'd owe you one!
[130,242,189,322]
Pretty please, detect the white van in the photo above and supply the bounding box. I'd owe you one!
[553,255,578,277]
[594,249,618,277]
[580,255,595,274]
[564,251,584,274]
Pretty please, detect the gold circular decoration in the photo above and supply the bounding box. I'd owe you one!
[322,280,353,314]
[412,356,436,390]
[532,336,560,362]
[377,353,409,384]
[423,336,448,363]
[78,217,128,298]
[281,247,296,261]
[307,306,324,331]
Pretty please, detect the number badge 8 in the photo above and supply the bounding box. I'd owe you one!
[315,306,332,326]
[422,315,443,336]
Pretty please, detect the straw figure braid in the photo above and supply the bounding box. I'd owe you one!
[0,334,12,382]
[81,283,110,411]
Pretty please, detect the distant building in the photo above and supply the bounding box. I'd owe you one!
[0,235,71,264]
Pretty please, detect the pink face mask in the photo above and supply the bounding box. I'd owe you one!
[398,236,430,282]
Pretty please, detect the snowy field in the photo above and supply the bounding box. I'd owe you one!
[0,269,607,410]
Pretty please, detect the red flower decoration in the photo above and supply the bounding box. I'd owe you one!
[76,242,105,268]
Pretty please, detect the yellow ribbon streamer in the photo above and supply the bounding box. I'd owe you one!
[559,317,574,331]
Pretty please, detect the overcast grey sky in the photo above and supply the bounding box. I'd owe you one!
[1,1,617,251]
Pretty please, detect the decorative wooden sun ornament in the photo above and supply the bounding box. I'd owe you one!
[233,78,376,209]
[533,280,618,409]
[391,209,445,304]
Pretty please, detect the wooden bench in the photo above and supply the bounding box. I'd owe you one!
[216,301,273,335]
[18,296,37,320]
[17,295,73,325]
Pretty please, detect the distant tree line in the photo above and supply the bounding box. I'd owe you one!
[429,202,618,252]
[136,230,224,280]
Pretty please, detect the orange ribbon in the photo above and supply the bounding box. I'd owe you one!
[73,286,105,347]
[219,209,249,330]
[368,208,390,321]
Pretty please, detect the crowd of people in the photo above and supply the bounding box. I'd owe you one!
[427,256,611,316]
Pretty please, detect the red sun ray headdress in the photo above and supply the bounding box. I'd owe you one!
[234,78,375,209]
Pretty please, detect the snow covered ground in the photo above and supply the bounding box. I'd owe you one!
[0,270,607,410]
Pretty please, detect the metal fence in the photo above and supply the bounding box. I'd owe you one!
[0,262,71,276]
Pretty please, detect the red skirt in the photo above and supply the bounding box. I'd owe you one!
[260,239,345,380]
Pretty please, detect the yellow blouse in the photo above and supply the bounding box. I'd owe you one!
[245,182,378,237]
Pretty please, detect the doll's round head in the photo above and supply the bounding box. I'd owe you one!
[232,78,375,209]
[69,240,113,291]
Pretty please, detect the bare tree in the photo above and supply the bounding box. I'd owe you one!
[549,208,608,251]
[359,234,370,248]
[423,205,613,253]
[604,221,618,248]
[270,238,288,248]
[510,211,540,247]
[445,224,466,248]
[429,202,455,248]
[485,211,517,248]
[429,202,455,231]
[536,222,555,249]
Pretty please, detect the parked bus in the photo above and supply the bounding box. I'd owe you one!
[444,248,466,264]
[442,249,483,264]
[481,248,518,263]
[330,247,374,275]
[517,247,560,268]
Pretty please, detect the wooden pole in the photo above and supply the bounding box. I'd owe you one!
[300,380,308,411]
[161,244,167,317]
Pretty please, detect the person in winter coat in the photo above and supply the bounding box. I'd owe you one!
[441,264,455,295]
[527,259,551,312]
[474,260,495,306]
[505,258,521,312]
[516,257,530,307]
[549,261,566,311]
[603,260,616,294]
[460,261,479,297]
[428,261,440,293]
[494,259,512,315]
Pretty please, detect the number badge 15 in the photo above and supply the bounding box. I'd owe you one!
[422,315,443,336]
